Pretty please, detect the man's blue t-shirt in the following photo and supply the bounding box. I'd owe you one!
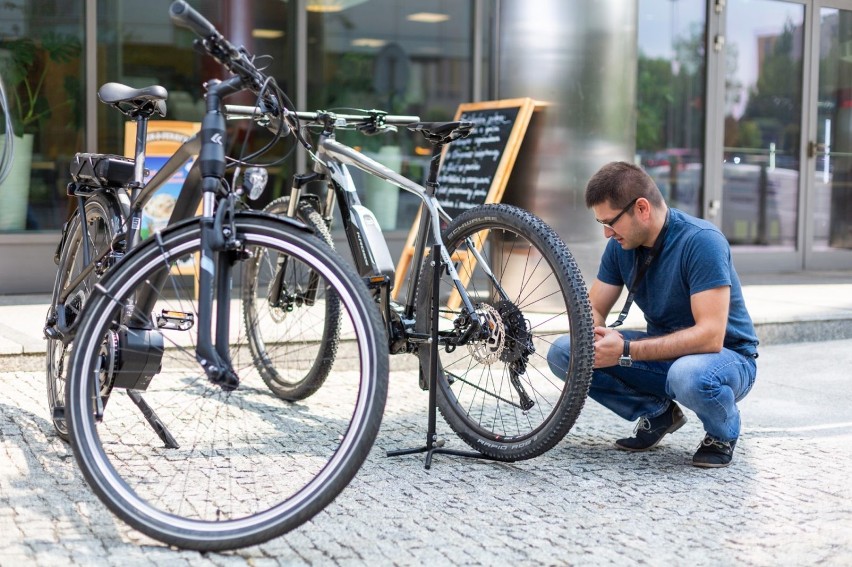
[597,208,758,357]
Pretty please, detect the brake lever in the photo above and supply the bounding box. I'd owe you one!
[356,123,397,136]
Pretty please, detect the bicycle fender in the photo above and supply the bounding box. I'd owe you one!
[234,209,315,234]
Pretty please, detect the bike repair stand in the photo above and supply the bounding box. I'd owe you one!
[386,244,495,470]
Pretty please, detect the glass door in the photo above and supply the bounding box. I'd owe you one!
[714,0,807,272]
[708,0,852,272]
[805,2,852,268]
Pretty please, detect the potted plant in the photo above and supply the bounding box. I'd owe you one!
[0,32,81,230]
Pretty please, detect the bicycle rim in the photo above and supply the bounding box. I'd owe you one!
[417,204,593,461]
[47,194,121,440]
[66,214,388,551]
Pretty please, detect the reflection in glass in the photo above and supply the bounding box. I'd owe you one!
[0,2,84,231]
[307,0,474,231]
[97,0,295,210]
[636,0,706,217]
[722,0,804,248]
[814,8,852,250]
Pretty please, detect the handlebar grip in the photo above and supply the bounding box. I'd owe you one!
[169,0,219,37]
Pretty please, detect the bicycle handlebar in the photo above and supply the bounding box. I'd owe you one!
[171,1,420,152]
[169,1,264,94]
[225,105,420,147]
[291,111,420,126]
[226,106,418,127]
[169,0,218,39]
[224,105,290,137]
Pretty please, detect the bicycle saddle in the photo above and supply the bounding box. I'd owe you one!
[408,121,473,145]
[98,82,168,119]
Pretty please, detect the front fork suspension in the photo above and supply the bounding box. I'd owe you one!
[195,190,241,390]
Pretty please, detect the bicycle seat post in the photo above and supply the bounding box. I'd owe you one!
[131,114,150,189]
[96,81,169,247]
[410,121,473,197]
[425,143,444,197]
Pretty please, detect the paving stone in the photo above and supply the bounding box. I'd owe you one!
[0,340,851,565]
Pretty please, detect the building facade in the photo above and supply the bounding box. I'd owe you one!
[1,0,851,292]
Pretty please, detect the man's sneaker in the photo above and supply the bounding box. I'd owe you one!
[615,402,686,451]
[692,434,737,468]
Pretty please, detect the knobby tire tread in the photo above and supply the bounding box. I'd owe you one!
[415,204,594,461]
[243,196,341,400]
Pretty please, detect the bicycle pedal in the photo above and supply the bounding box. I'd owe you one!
[363,275,391,289]
[156,310,195,331]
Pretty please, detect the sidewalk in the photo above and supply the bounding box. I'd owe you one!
[1,273,851,564]
[1,338,851,565]
[3,270,852,358]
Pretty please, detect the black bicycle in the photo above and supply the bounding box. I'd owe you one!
[51,1,388,551]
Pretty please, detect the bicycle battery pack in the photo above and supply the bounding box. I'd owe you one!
[350,205,395,282]
[70,153,140,188]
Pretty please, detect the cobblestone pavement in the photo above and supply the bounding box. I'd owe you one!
[1,340,851,566]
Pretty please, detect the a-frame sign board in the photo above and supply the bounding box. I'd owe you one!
[392,97,542,299]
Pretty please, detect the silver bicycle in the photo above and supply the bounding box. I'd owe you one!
[236,103,596,463]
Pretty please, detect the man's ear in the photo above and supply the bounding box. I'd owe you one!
[635,197,652,219]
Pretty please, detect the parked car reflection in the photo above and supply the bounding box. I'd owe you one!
[645,161,829,248]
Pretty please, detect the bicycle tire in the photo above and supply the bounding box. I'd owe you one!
[46,192,124,441]
[242,196,341,400]
[415,204,594,461]
[65,213,388,551]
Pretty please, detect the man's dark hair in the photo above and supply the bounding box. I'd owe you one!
[584,161,665,209]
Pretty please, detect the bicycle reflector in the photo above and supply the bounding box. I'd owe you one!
[243,167,269,200]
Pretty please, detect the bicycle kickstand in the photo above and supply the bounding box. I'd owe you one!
[386,244,493,469]
[126,389,180,449]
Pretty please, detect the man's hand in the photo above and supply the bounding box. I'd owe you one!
[593,326,623,368]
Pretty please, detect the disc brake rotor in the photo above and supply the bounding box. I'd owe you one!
[467,303,505,365]
[52,290,89,388]
[65,290,86,327]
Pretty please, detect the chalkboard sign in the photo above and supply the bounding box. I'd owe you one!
[435,104,524,219]
[392,98,539,297]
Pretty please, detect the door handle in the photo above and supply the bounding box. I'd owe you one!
[708,199,720,219]
[807,141,827,158]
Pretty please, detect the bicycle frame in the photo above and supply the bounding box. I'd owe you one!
[54,77,257,390]
[53,136,202,338]
[291,120,509,349]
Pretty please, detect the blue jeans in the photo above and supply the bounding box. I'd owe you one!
[546,331,757,442]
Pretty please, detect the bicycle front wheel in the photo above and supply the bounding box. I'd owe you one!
[66,213,388,551]
[416,204,594,461]
[242,196,341,400]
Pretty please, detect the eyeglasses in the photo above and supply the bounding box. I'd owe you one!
[596,197,638,230]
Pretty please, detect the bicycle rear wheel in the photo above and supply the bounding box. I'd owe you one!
[46,192,123,441]
[66,213,388,551]
[416,204,594,461]
[243,196,341,400]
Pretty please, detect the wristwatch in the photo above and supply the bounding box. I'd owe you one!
[618,339,633,367]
